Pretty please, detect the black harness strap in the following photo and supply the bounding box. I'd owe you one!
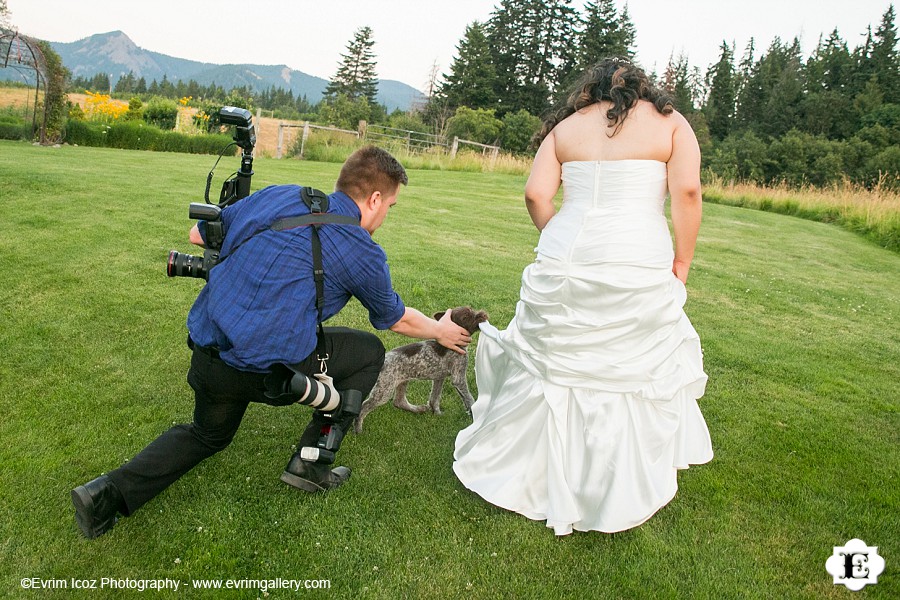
[270,187,360,370]
[271,213,360,230]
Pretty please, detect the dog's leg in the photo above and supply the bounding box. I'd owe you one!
[392,381,429,414]
[450,366,476,415]
[354,379,394,433]
[427,378,445,415]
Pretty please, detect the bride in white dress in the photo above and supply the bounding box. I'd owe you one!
[453,58,713,535]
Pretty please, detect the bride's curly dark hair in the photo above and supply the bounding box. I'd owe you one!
[538,57,674,142]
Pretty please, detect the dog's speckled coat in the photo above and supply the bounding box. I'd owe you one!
[353,307,488,433]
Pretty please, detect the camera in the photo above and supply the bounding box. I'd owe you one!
[167,107,255,280]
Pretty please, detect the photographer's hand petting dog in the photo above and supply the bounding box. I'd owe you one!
[354,307,488,433]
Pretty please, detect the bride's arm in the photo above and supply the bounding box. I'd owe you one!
[667,112,703,284]
[525,132,562,231]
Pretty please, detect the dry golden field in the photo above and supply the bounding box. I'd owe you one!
[0,85,36,107]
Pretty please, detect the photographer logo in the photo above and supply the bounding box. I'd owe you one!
[825,539,885,591]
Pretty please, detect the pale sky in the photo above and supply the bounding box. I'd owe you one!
[5,0,895,91]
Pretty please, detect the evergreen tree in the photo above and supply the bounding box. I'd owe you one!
[558,0,638,95]
[763,38,805,139]
[663,53,695,113]
[616,3,637,60]
[158,74,175,97]
[802,29,855,138]
[737,38,756,89]
[90,73,111,93]
[735,37,804,138]
[485,0,529,114]
[704,41,736,139]
[486,0,579,116]
[439,21,498,110]
[296,94,312,114]
[114,71,136,94]
[853,75,884,116]
[807,29,852,92]
[871,4,899,98]
[523,0,580,111]
[185,79,202,99]
[850,25,877,95]
[325,26,379,105]
[578,0,627,68]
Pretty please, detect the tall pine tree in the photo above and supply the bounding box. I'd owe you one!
[578,0,632,68]
[763,38,805,139]
[734,37,804,138]
[616,3,637,60]
[556,0,639,96]
[806,29,852,93]
[325,26,379,105]
[704,41,736,140]
[802,29,855,138]
[486,0,579,116]
[870,4,899,99]
[439,21,498,110]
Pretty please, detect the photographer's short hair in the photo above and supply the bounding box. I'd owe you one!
[336,146,408,201]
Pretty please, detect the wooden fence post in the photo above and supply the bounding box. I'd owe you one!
[276,121,284,159]
[451,136,459,158]
[300,122,310,158]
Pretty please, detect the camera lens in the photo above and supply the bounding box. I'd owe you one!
[167,250,205,278]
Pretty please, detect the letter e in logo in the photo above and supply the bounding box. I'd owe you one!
[826,538,885,591]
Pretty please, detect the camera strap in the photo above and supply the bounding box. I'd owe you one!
[270,187,361,372]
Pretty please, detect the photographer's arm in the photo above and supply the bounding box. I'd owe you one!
[389,308,471,355]
[189,224,206,248]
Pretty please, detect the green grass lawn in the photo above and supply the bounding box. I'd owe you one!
[1,140,898,599]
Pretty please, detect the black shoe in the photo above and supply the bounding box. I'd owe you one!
[71,475,124,539]
[280,454,351,492]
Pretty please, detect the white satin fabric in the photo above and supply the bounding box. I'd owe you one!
[453,160,713,535]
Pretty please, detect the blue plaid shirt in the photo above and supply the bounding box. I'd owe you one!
[186,185,405,372]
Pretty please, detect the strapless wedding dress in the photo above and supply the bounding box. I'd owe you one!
[453,160,713,535]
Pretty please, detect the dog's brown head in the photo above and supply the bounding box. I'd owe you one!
[433,306,489,334]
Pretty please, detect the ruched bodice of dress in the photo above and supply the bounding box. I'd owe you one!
[538,160,672,267]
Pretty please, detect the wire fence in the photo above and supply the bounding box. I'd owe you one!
[275,121,360,159]
[274,119,501,168]
[362,123,450,153]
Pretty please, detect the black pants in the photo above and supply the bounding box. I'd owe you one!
[107,327,385,515]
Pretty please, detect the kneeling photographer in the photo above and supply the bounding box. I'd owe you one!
[71,143,472,539]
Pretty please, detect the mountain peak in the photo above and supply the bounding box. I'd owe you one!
[91,30,130,40]
[63,30,160,78]
[83,30,136,50]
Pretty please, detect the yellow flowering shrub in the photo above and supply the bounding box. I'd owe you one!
[84,92,128,122]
